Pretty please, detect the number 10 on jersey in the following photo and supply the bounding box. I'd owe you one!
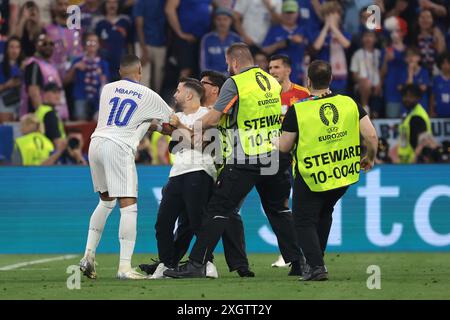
[107,97,137,127]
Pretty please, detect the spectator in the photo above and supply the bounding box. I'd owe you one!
[394,84,432,163]
[13,1,46,57]
[199,69,227,108]
[233,0,282,46]
[252,47,269,72]
[384,0,418,35]
[165,0,213,78]
[64,32,109,121]
[94,0,131,80]
[35,82,67,150]
[418,0,449,31]
[60,128,88,165]
[80,0,102,32]
[10,0,52,29]
[20,33,69,120]
[342,0,373,36]
[0,0,11,36]
[311,1,352,94]
[399,46,431,111]
[262,0,309,85]
[350,30,382,117]
[11,113,66,166]
[268,54,309,116]
[134,0,167,93]
[0,36,23,122]
[200,7,241,74]
[296,0,324,36]
[415,9,446,73]
[381,16,407,118]
[430,51,450,117]
[45,0,83,80]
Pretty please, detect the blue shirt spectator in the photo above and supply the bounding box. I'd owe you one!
[95,15,131,79]
[399,66,431,110]
[432,74,450,117]
[95,2,131,81]
[296,0,324,35]
[200,7,241,73]
[263,25,309,84]
[132,0,166,46]
[71,56,110,103]
[382,47,407,104]
[177,0,213,39]
[310,29,352,92]
[200,32,241,74]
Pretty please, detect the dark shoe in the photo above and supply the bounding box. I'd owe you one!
[301,265,328,281]
[139,258,160,275]
[288,260,302,276]
[163,260,206,279]
[237,267,255,278]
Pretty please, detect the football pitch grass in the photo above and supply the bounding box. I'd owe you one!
[0,253,449,300]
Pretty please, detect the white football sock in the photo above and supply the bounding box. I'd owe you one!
[118,203,138,272]
[84,199,116,259]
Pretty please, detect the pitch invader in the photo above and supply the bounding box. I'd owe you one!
[79,54,173,280]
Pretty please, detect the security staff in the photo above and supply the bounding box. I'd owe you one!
[396,84,432,164]
[12,113,66,166]
[276,60,378,281]
[164,43,305,278]
[35,82,67,153]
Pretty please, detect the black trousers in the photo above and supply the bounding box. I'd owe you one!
[155,170,249,270]
[292,175,349,267]
[189,163,302,265]
[173,206,249,271]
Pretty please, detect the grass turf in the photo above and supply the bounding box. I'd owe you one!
[0,253,449,300]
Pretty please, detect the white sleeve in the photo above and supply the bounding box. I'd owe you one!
[273,0,282,14]
[234,0,248,15]
[148,90,173,123]
[350,51,360,74]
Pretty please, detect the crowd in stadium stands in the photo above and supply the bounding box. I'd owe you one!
[0,0,449,166]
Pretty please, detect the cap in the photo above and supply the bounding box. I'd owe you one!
[215,7,233,18]
[43,82,62,92]
[282,0,299,13]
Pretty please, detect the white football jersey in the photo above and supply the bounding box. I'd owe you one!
[91,79,173,154]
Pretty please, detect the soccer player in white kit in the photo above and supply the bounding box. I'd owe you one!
[79,54,173,280]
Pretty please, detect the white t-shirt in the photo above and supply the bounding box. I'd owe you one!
[350,48,382,86]
[234,0,282,46]
[92,79,173,155]
[169,107,216,180]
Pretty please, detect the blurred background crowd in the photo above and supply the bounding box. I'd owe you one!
[0,0,449,167]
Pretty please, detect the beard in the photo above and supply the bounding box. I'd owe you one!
[173,101,184,113]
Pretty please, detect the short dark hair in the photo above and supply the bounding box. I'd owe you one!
[269,54,292,68]
[405,46,421,57]
[226,42,254,63]
[437,51,450,69]
[308,60,332,90]
[120,54,141,69]
[179,77,205,99]
[200,70,227,89]
[401,83,423,99]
